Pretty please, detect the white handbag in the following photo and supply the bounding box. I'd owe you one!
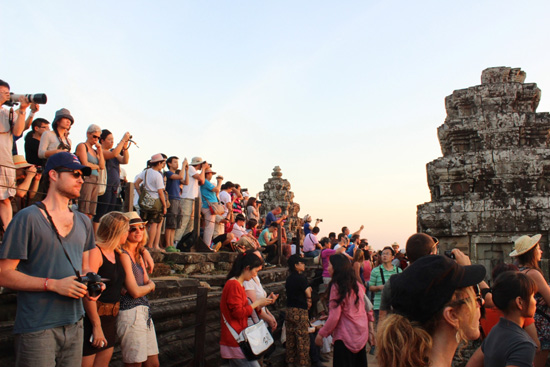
[222,307,274,361]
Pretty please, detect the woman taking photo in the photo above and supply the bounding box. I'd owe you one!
[117,212,159,367]
[93,130,131,231]
[38,108,73,159]
[75,124,105,219]
[315,254,370,367]
[220,250,274,366]
[376,255,486,367]
[511,234,550,367]
[246,197,260,222]
[82,212,129,367]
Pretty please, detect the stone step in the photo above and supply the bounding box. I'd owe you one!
[188,266,289,288]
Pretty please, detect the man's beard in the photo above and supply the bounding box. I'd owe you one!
[56,185,81,200]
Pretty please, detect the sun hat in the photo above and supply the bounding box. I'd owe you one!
[303,214,312,222]
[52,108,74,125]
[44,152,92,176]
[205,167,216,175]
[390,255,486,324]
[124,211,147,225]
[13,155,32,169]
[150,153,165,163]
[509,234,542,257]
[190,157,205,166]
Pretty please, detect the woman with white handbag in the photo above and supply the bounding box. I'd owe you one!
[220,250,275,366]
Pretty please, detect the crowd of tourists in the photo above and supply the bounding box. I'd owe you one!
[1,78,550,367]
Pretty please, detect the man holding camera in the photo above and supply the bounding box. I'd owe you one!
[175,157,206,241]
[0,79,31,232]
[0,152,97,367]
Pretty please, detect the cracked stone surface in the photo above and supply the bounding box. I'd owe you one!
[417,67,550,278]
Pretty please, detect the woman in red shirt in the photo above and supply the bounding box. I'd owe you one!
[220,250,274,366]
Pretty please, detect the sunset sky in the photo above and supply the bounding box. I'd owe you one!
[3,1,550,249]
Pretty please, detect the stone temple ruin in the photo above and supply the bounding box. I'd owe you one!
[417,67,550,278]
[259,166,302,240]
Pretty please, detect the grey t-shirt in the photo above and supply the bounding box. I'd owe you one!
[481,317,537,367]
[0,205,95,334]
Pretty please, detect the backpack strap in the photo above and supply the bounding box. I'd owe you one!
[380,266,385,285]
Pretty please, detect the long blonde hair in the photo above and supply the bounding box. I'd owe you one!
[122,225,149,264]
[96,212,129,253]
[376,287,477,367]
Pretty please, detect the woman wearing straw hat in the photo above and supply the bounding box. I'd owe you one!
[511,234,550,367]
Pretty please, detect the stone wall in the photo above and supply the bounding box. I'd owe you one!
[417,67,550,279]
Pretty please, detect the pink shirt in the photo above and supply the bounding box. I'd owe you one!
[363,260,373,282]
[319,282,370,353]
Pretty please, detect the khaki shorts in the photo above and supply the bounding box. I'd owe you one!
[116,306,159,363]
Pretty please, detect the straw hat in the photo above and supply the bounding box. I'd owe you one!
[150,153,165,163]
[124,211,148,225]
[509,234,542,257]
[12,155,32,169]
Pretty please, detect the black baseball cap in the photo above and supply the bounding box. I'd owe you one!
[390,255,486,324]
[44,152,92,177]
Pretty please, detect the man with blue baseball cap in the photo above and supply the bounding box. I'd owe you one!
[0,151,97,367]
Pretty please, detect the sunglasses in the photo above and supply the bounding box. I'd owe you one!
[92,135,100,139]
[454,284,484,308]
[56,169,84,179]
[129,225,146,233]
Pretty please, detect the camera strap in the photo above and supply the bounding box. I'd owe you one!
[34,201,80,278]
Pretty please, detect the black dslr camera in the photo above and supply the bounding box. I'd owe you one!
[78,272,103,297]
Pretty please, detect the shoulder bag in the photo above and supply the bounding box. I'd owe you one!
[138,170,162,212]
[222,301,274,361]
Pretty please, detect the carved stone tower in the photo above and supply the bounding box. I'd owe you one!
[417,67,550,277]
[259,166,302,240]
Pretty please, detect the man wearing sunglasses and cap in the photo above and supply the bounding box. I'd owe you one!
[0,152,98,367]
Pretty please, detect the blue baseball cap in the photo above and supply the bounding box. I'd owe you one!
[44,152,92,177]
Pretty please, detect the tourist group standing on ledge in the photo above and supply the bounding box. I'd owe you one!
[0,78,549,367]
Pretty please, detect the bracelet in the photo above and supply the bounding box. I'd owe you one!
[44,278,49,291]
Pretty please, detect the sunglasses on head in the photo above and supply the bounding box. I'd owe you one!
[55,168,83,179]
[454,284,484,308]
[129,225,146,233]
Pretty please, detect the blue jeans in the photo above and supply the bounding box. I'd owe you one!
[304,249,320,258]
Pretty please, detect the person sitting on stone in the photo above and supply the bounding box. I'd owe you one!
[303,226,322,258]
[264,206,287,228]
[230,214,260,251]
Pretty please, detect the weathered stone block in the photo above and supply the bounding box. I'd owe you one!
[164,253,204,264]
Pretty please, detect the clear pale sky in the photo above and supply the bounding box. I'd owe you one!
[3,1,550,250]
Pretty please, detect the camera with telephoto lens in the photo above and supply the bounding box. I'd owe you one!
[78,272,103,297]
[2,93,48,107]
[317,218,323,222]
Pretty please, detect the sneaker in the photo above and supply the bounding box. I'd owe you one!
[264,263,276,269]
